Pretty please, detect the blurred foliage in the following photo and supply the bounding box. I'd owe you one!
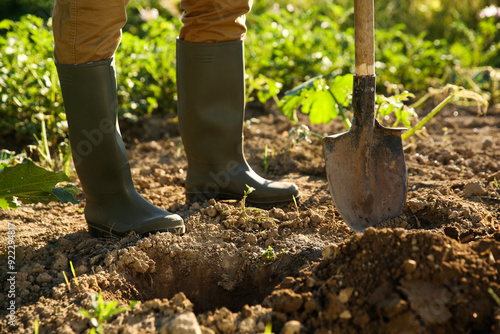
[116,18,182,120]
[0,0,499,154]
[0,0,54,21]
[0,16,62,146]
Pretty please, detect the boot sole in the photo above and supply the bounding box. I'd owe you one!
[186,192,301,209]
[87,222,186,238]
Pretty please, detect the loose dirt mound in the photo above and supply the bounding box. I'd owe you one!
[1,104,499,333]
[269,228,500,333]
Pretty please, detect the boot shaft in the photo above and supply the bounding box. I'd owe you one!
[176,39,247,171]
[176,39,300,204]
[56,58,131,195]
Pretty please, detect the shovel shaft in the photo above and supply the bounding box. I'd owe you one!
[354,0,375,76]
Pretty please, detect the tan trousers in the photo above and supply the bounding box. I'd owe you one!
[53,0,252,64]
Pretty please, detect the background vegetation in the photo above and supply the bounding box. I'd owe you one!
[0,0,499,155]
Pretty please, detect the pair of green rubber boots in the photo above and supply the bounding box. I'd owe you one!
[56,40,299,236]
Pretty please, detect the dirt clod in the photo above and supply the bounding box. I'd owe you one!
[159,312,201,334]
[463,181,488,197]
[281,320,301,334]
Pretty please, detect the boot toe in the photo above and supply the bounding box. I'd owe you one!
[134,213,186,235]
[85,193,186,237]
[88,213,185,237]
[247,180,300,205]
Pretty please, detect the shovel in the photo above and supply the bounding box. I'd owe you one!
[322,0,407,232]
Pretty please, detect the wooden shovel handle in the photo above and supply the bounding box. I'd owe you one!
[354,0,375,76]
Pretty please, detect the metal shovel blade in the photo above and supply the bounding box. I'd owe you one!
[323,76,407,232]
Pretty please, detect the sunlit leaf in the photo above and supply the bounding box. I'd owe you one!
[0,159,80,208]
[330,74,354,106]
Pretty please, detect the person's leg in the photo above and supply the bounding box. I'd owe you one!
[178,0,250,43]
[53,0,185,235]
[53,0,129,64]
[176,0,300,205]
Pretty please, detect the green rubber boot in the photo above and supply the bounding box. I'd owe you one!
[56,58,185,236]
[176,39,300,206]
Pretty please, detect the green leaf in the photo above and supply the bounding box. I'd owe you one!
[380,103,395,117]
[0,159,79,207]
[280,74,353,126]
[0,197,20,210]
[279,94,302,123]
[283,75,322,97]
[330,74,354,106]
[78,309,92,318]
[51,185,80,205]
[308,91,337,124]
[0,19,13,30]
[256,75,281,103]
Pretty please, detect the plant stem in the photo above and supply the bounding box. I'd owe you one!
[375,103,382,119]
[489,288,500,306]
[263,144,268,174]
[402,93,455,140]
[328,90,351,130]
[309,131,325,140]
[41,117,52,166]
[409,92,430,109]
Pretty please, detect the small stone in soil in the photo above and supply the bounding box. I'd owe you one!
[408,199,426,213]
[463,182,487,197]
[402,259,417,275]
[322,244,339,260]
[281,320,302,334]
[246,234,257,244]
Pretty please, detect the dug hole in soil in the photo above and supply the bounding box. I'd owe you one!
[1,101,499,334]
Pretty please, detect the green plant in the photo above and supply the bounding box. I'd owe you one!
[0,15,65,147]
[292,195,300,216]
[281,75,353,128]
[375,91,417,128]
[401,84,488,140]
[116,17,181,120]
[79,292,137,334]
[124,0,181,35]
[287,125,324,146]
[29,113,72,174]
[0,152,80,209]
[263,144,269,174]
[449,16,500,68]
[62,260,81,293]
[34,318,39,334]
[70,260,80,292]
[489,288,500,307]
[280,75,488,141]
[62,270,71,293]
[241,184,256,215]
[280,74,419,130]
[246,73,283,104]
[225,185,278,226]
[246,2,354,94]
[260,246,276,260]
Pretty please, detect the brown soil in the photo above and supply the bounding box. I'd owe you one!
[1,101,499,334]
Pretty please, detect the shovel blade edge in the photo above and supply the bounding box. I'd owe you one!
[323,126,407,232]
